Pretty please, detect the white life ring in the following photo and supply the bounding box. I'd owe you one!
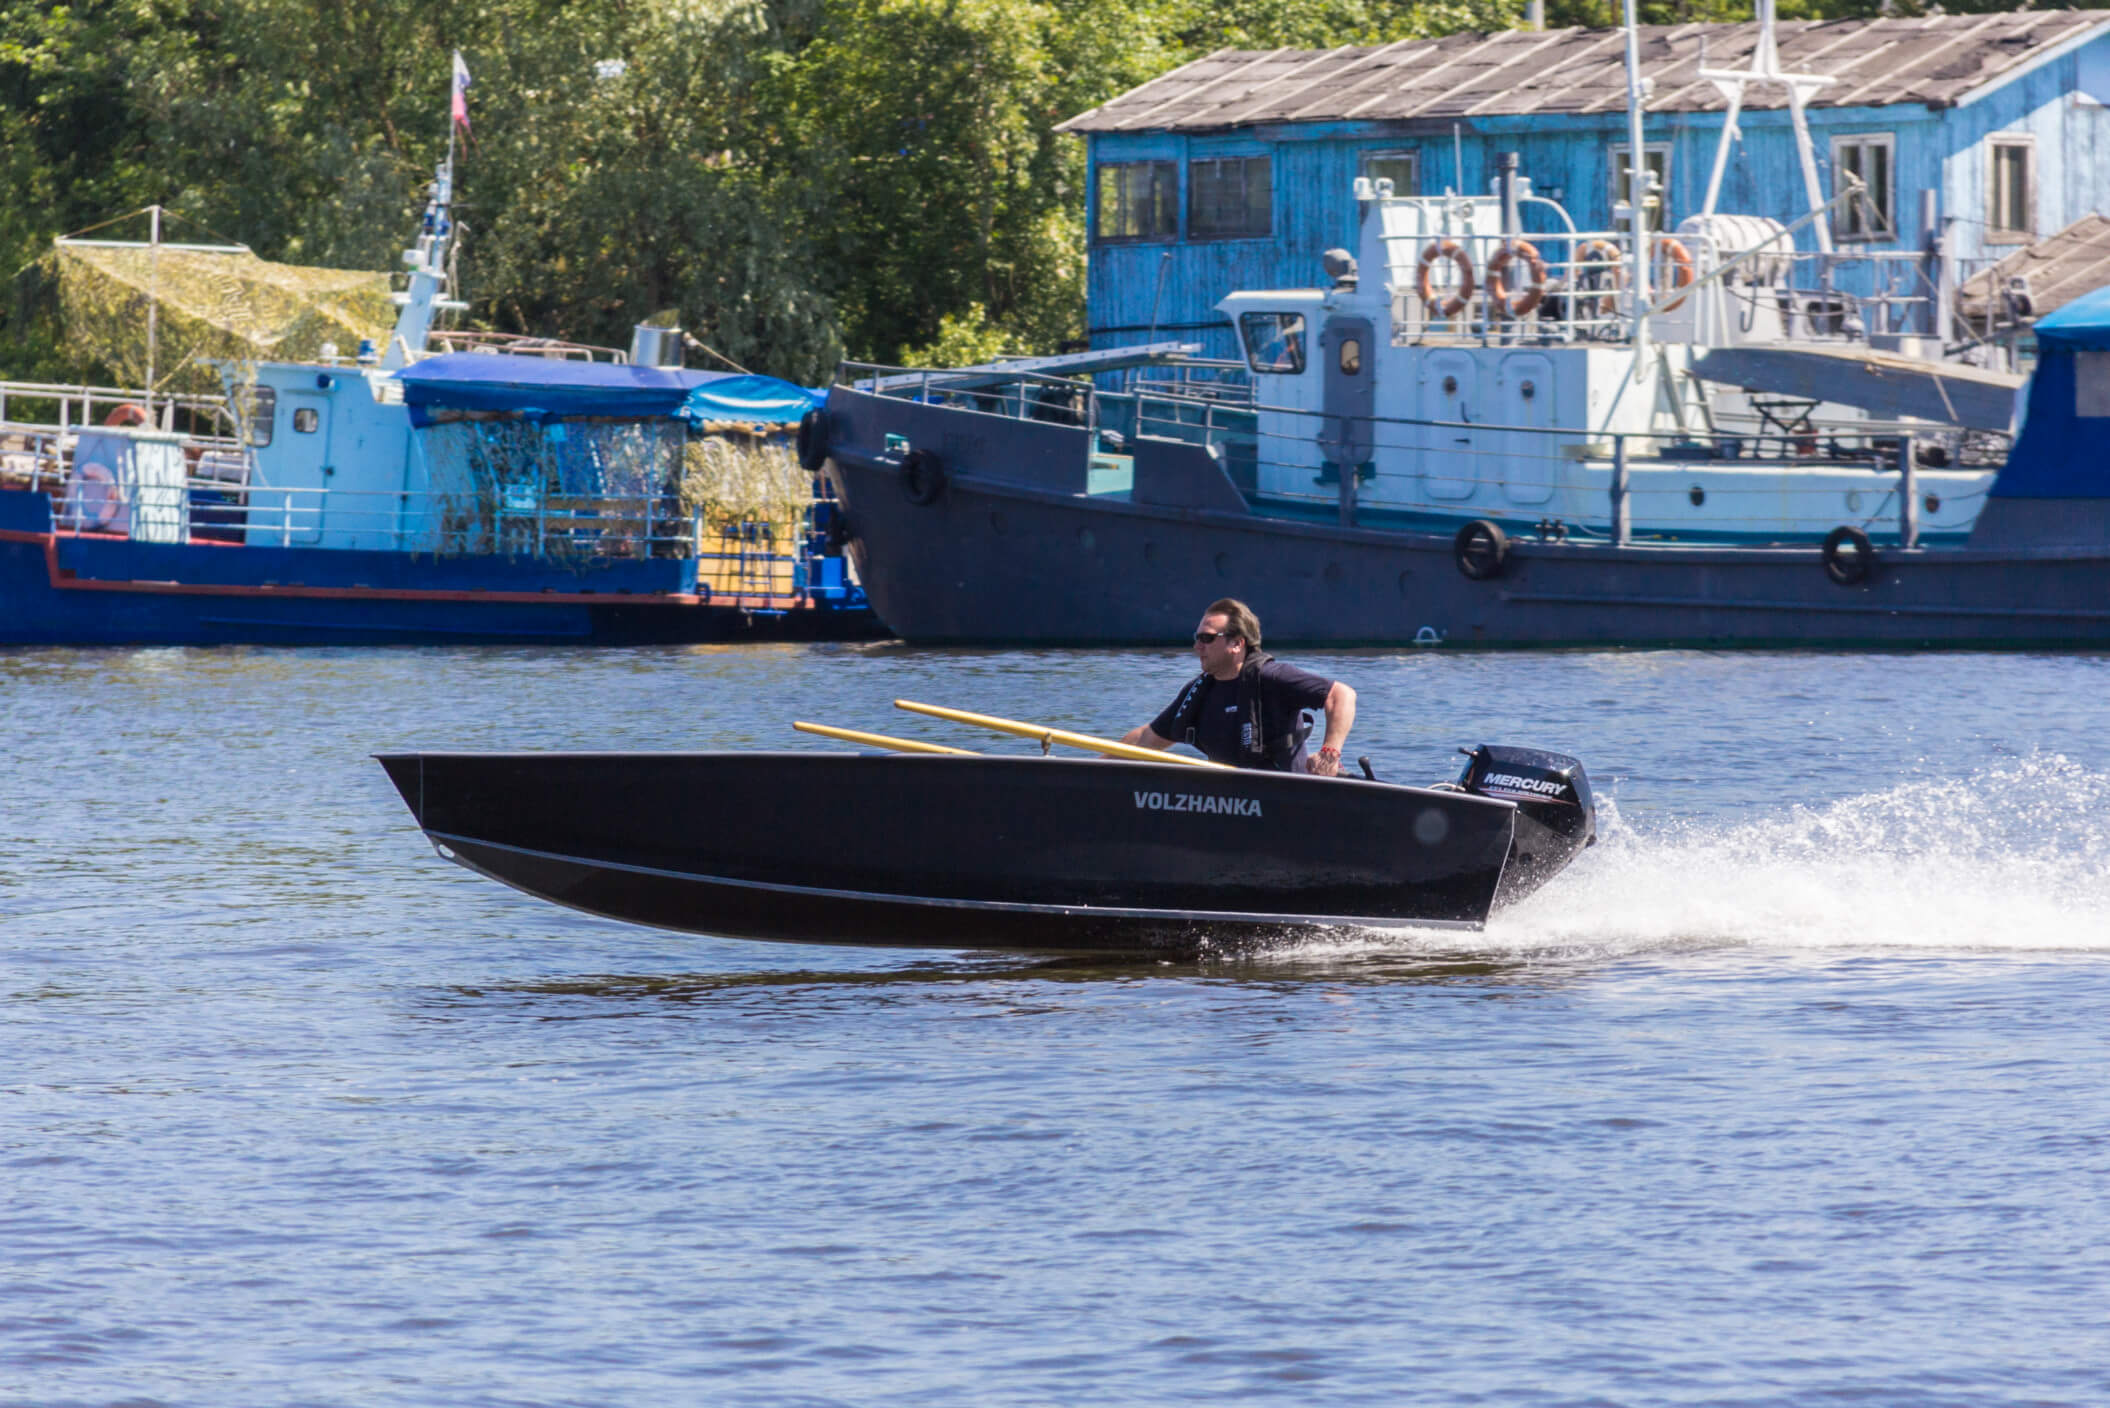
[64,461,125,533]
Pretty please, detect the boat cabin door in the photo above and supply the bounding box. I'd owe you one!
[1496,353,1555,505]
[1318,317,1375,504]
[252,389,332,545]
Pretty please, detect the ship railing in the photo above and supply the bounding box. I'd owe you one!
[39,471,817,569]
[419,330,628,363]
[837,362,1111,427]
[1124,359,1253,401]
[1385,226,1649,342]
[0,425,70,490]
[1,422,251,499]
[0,383,236,438]
[1232,398,2004,547]
[1384,227,1947,348]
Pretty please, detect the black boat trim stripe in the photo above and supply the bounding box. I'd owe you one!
[426,831,1483,932]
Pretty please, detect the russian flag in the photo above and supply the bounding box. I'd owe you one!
[451,51,472,132]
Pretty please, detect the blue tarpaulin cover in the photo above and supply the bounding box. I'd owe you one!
[1992,284,2110,498]
[2031,286,2110,350]
[396,352,821,426]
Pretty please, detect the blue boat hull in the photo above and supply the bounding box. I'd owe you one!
[0,490,877,646]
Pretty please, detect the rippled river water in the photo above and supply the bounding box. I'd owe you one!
[5,643,2109,1406]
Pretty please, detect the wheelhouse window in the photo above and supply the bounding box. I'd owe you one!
[1239,312,1305,373]
[243,386,276,447]
[1990,139,2034,242]
[1094,161,1177,243]
[292,407,319,433]
[1610,145,1671,232]
[1189,156,1272,240]
[1360,150,1419,198]
[1832,134,1895,241]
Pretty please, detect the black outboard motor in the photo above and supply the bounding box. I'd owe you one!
[1457,744,1596,908]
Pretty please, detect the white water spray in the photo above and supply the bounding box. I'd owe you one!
[1282,754,2110,964]
[1485,753,2110,956]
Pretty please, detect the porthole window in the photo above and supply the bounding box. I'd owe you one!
[1924,493,1942,513]
[1442,375,1459,395]
[293,407,319,434]
[1338,338,1362,375]
[1688,485,1706,507]
[1520,380,1536,400]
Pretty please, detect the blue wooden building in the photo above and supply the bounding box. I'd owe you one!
[1058,11,2110,359]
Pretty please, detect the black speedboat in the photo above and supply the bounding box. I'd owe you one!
[376,742,1594,953]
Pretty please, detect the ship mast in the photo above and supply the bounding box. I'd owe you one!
[144,205,162,423]
[1620,0,1652,348]
[1698,0,1836,251]
[381,54,470,369]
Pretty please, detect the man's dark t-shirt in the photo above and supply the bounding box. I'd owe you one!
[1150,659,1335,768]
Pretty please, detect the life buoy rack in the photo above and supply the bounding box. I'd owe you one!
[65,461,123,532]
[1486,240,1549,317]
[1821,525,1877,586]
[1652,237,1697,312]
[901,448,946,506]
[1571,240,1626,321]
[1454,518,1510,581]
[795,408,829,472]
[1416,241,1476,319]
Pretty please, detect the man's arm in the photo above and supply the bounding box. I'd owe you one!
[1121,725,1175,751]
[1311,681,1357,775]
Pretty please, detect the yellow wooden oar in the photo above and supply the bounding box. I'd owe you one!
[792,720,978,756]
[893,698,1231,769]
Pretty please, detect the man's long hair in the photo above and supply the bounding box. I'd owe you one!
[1207,597,1263,654]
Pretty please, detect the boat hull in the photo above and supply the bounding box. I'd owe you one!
[821,388,2110,648]
[0,490,876,646]
[377,751,1525,952]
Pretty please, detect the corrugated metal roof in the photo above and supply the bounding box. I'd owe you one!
[1057,13,2110,133]
[1959,213,2110,330]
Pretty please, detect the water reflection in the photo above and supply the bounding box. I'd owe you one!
[436,945,1582,1011]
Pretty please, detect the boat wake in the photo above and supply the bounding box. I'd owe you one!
[1318,754,2110,961]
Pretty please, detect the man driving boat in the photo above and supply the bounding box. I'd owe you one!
[1120,598,1357,776]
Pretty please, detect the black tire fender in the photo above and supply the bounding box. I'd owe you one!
[1821,524,1877,586]
[1454,518,1509,581]
[902,448,946,506]
[795,409,829,472]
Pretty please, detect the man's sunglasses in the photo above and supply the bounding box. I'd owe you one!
[1193,630,1233,645]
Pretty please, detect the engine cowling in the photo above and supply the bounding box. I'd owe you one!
[1457,744,1595,908]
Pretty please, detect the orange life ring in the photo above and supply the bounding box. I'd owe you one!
[1416,240,1476,319]
[1486,240,1549,317]
[103,404,150,428]
[1653,237,1696,312]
